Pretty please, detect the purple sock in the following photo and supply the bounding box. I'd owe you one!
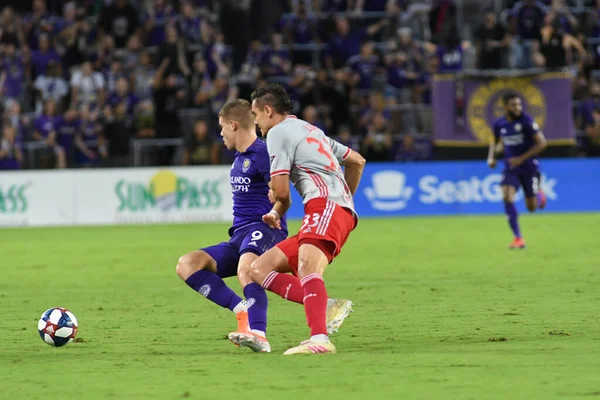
[504,202,521,239]
[184,270,243,312]
[243,283,268,333]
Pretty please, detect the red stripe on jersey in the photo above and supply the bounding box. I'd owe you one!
[311,174,325,197]
[285,115,297,120]
[342,148,351,160]
[309,173,324,197]
[335,174,351,201]
[297,165,328,197]
[314,173,329,197]
[271,169,290,177]
[305,168,328,197]
[297,167,321,196]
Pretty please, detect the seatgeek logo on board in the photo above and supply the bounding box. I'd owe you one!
[362,168,557,212]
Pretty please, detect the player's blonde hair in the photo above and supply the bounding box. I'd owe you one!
[218,99,254,130]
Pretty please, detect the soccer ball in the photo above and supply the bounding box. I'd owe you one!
[37,307,78,347]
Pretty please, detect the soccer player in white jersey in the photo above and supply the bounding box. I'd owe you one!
[229,83,366,355]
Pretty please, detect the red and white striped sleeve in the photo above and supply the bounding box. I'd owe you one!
[327,136,352,163]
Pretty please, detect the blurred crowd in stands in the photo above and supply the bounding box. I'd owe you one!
[1,0,600,169]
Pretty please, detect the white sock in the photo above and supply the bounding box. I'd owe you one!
[311,334,329,343]
[251,329,266,338]
[232,300,247,314]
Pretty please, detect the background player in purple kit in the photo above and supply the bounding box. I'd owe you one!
[487,93,547,249]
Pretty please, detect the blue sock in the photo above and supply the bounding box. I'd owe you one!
[185,270,243,312]
[243,283,268,334]
[504,202,521,239]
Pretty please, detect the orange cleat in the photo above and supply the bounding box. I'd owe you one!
[236,310,250,333]
[509,237,526,249]
[228,331,271,353]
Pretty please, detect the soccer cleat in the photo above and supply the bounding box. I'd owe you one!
[235,310,250,333]
[509,237,526,249]
[326,299,353,335]
[283,339,337,355]
[228,331,271,353]
[538,190,547,210]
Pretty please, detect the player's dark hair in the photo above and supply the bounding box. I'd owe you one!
[503,92,519,105]
[250,83,293,115]
[218,99,254,129]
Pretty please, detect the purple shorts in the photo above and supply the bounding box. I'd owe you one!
[201,222,287,278]
[501,165,540,199]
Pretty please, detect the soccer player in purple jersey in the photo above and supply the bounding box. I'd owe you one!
[487,93,548,249]
[175,100,352,353]
[175,100,286,352]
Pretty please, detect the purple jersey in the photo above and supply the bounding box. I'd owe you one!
[437,46,463,72]
[0,139,20,170]
[56,117,81,151]
[54,18,74,34]
[347,54,379,90]
[107,93,139,115]
[144,9,177,46]
[285,16,315,44]
[76,121,101,165]
[179,16,202,43]
[34,115,59,139]
[516,4,545,40]
[493,113,540,169]
[327,29,366,67]
[81,121,99,143]
[262,49,290,77]
[387,60,419,89]
[2,57,25,99]
[30,50,61,78]
[229,138,288,236]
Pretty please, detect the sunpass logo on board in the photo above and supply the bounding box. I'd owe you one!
[364,171,557,211]
[115,170,224,212]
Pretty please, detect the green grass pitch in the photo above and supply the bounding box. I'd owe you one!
[2,214,600,400]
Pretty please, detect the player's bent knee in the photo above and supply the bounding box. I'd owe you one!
[297,242,331,278]
[501,186,514,203]
[249,259,268,285]
[238,262,250,277]
[176,251,212,280]
[237,262,252,282]
[248,260,261,282]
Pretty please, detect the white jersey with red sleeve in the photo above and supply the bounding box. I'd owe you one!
[266,115,355,213]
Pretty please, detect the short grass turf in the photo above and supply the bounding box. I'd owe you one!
[1,214,600,400]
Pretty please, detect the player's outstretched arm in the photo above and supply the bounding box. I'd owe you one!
[341,150,366,196]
